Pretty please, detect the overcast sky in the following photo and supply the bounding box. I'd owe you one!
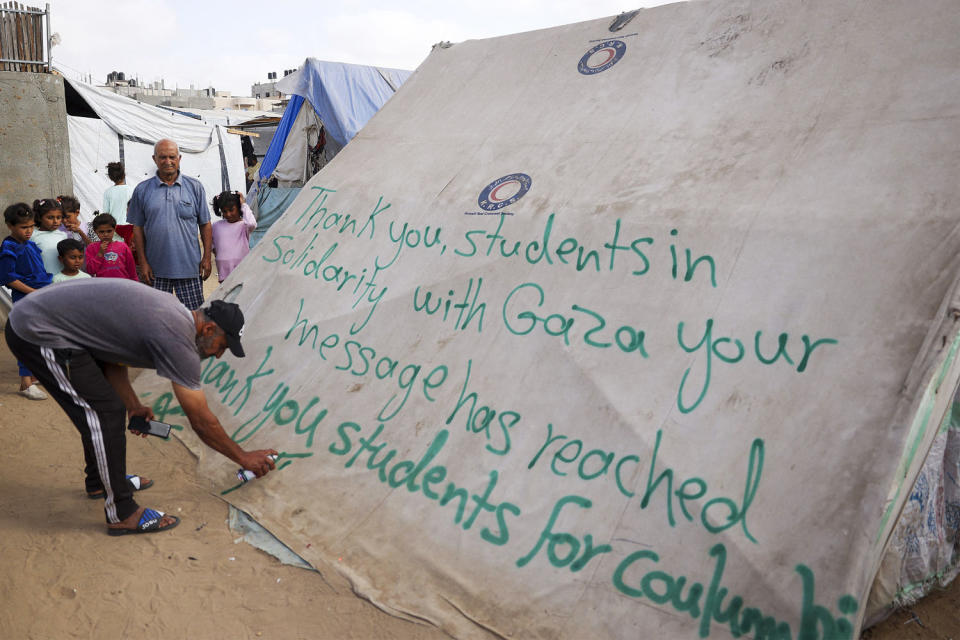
[48,0,672,96]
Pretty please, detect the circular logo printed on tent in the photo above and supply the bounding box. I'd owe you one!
[577,40,627,75]
[478,173,532,211]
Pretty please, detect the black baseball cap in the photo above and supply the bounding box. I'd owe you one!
[205,300,245,357]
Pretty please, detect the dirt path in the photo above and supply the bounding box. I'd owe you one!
[0,336,448,640]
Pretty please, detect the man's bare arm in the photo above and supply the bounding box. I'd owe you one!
[101,362,152,416]
[172,382,276,476]
[199,222,213,280]
[101,363,153,437]
[132,225,153,284]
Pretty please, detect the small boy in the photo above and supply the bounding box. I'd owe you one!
[52,238,91,283]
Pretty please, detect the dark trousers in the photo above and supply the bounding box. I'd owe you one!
[5,322,138,523]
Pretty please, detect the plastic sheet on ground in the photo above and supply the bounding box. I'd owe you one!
[227,506,314,571]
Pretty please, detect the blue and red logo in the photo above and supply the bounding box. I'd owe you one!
[478,173,532,211]
[578,40,627,75]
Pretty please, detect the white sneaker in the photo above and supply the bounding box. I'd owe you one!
[19,384,47,400]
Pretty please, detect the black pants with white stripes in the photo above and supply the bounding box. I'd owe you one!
[5,322,138,524]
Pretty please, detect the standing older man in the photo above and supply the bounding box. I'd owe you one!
[129,139,213,310]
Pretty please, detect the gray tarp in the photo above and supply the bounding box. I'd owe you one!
[134,1,960,637]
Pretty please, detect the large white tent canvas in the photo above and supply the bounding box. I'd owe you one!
[134,0,960,637]
[63,77,244,227]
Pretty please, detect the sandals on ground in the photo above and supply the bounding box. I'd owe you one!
[107,508,180,536]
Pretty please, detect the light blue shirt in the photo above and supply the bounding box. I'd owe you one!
[102,184,135,224]
[32,229,68,277]
[127,172,210,279]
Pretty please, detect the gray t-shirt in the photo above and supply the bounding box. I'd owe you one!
[9,278,201,389]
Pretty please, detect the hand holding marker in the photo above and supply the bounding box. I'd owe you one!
[238,454,279,483]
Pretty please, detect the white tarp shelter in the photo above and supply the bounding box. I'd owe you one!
[134,1,960,638]
[155,106,278,128]
[63,76,244,226]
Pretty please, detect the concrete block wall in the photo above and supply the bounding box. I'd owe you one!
[0,71,72,209]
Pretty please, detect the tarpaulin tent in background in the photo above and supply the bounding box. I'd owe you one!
[62,76,245,226]
[134,0,960,637]
[154,106,278,128]
[206,113,283,160]
[247,59,411,247]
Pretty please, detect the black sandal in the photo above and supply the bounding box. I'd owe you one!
[107,508,180,536]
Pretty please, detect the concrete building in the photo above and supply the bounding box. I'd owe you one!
[250,77,279,99]
[98,73,281,112]
[251,68,298,110]
[213,94,280,111]
[0,71,72,206]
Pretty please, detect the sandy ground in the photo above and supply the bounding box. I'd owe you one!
[0,335,451,639]
[1,292,959,638]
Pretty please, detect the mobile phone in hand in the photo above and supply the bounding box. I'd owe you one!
[128,416,172,439]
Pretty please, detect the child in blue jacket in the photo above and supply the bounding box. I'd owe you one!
[1,202,52,399]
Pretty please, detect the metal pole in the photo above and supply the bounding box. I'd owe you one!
[45,3,51,71]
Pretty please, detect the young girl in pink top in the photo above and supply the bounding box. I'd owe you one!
[85,213,138,281]
[211,190,257,282]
